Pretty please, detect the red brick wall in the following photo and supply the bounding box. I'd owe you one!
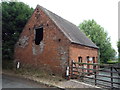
[69,44,98,76]
[14,6,70,77]
[69,44,98,63]
[14,6,98,78]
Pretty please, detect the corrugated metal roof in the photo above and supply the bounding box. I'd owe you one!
[38,5,98,49]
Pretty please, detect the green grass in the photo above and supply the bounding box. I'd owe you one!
[2,60,14,69]
[107,60,119,64]
[14,66,65,82]
[2,61,65,82]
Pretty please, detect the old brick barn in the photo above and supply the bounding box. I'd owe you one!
[14,5,98,77]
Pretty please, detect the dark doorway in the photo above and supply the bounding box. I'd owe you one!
[93,57,95,63]
[35,27,43,45]
[78,57,82,63]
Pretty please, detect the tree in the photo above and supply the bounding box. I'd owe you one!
[78,19,116,63]
[117,39,120,62]
[2,1,34,60]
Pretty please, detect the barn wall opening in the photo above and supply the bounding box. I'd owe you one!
[35,27,43,45]
[78,56,82,63]
[93,57,95,63]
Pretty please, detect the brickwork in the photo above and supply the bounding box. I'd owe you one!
[14,6,98,78]
[14,7,70,77]
[69,44,98,63]
[69,44,98,77]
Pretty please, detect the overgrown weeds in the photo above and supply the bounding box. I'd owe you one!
[3,62,65,83]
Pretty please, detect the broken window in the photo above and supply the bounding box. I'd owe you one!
[35,26,43,45]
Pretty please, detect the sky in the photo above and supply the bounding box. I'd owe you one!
[5,0,120,55]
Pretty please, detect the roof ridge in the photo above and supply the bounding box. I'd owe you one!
[37,5,77,27]
[37,5,74,42]
[37,5,98,49]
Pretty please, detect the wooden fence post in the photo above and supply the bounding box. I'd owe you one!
[94,64,97,85]
[111,67,113,88]
[70,60,73,79]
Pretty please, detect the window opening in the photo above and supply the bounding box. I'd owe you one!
[78,56,82,63]
[35,26,43,45]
